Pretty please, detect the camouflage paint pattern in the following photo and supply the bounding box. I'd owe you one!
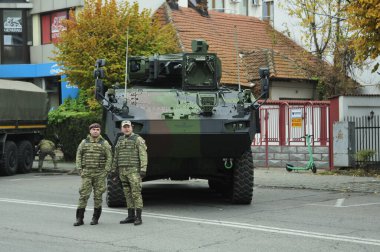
[99,41,262,179]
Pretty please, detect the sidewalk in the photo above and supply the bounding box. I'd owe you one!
[34,160,380,194]
[255,168,380,193]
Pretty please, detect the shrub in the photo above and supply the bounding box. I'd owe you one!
[47,111,101,161]
[46,90,102,161]
[356,149,376,169]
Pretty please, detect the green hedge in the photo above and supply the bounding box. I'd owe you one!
[47,111,102,161]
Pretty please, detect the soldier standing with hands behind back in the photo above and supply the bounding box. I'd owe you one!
[112,120,147,226]
[73,123,112,226]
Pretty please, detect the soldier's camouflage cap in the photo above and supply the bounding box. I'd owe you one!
[121,120,132,127]
[89,123,101,130]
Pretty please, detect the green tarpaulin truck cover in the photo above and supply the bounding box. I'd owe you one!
[0,79,48,122]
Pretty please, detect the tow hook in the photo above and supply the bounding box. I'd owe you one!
[223,158,233,169]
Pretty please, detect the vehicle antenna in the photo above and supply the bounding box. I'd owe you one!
[234,25,241,92]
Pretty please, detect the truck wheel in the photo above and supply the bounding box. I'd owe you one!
[106,174,126,207]
[0,141,18,176]
[231,148,254,204]
[17,141,34,173]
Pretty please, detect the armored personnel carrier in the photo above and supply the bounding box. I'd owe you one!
[95,40,269,205]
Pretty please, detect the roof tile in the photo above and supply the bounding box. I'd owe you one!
[155,4,319,86]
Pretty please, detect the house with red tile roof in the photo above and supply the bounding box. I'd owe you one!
[155,3,320,100]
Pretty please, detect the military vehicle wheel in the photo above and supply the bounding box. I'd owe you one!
[0,141,18,176]
[17,141,34,173]
[106,174,126,207]
[231,148,254,204]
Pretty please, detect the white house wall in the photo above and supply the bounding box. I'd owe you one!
[339,96,380,121]
[271,1,379,93]
[30,0,84,14]
[271,80,315,100]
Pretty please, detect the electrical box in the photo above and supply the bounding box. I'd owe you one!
[333,121,355,167]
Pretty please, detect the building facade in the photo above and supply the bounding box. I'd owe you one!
[0,0,83,108]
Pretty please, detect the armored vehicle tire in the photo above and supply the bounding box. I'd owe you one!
[106,174,126,207]
[0,141,18,176]
[231,148,254,204]
[17,141,34,173]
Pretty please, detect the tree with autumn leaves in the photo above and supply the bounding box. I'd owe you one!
[53,0,179,91]
[280,0,379,98]
[346,0,380,73]
[49,0,180,160]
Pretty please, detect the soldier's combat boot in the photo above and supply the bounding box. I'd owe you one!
[73,208,85,226]
[120,209,135,224]
[90,207,102,225]
[134,209,142,226]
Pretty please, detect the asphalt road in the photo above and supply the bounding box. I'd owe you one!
[0,173,380,252]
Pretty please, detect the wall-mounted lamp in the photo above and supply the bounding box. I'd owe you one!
[368,110,374,120]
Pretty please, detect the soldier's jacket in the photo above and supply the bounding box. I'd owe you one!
[38,139,55,153]
[76,135,112,174]
[112,133,148,173]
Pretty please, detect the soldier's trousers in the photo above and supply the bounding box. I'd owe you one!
[78,172,106,209]
[119,171,143,209]
[38,151,57,169]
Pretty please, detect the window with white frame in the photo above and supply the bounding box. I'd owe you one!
[262,0,273,21]
[208,0,225,12]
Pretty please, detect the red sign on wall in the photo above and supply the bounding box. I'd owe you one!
[51,11,67,43]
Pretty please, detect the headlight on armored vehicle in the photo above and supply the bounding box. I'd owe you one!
[224,121,250,132]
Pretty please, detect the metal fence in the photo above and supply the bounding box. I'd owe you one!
[345,115,380,167]
[253,100,330,146]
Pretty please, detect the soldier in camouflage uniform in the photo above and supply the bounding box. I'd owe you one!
[73,123,112,226]
[37,139,57,172]
[112,120,147,226]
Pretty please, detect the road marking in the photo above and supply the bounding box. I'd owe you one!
[310,202,380,208]
[1,197,380,247]
[335,198,345,207]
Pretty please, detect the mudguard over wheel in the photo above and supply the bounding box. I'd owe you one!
[231,148,254,204]
[0,141,18,176]
[106,173,126,207]
[17,140,34,173]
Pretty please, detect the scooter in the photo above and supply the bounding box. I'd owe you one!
[286,134,317,173]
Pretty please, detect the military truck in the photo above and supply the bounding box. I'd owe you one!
[95,40,269,205]
[0,79,48,176]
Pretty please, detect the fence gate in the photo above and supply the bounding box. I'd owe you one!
[345,115,380,167]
